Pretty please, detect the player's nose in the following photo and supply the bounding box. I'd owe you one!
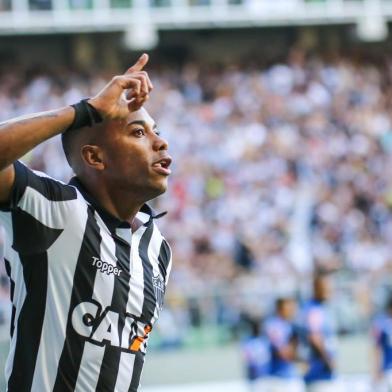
[152,133,169,151]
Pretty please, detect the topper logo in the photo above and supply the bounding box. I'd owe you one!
[92,256,122,276]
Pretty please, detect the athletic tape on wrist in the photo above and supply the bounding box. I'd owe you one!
[65,99,103,132]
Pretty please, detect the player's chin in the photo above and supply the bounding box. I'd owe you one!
[150,176,169,195]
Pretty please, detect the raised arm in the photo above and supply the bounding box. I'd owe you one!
[0,53,153,205]
[0,108,75,204]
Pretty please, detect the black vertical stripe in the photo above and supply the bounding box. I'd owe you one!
[4,258,16,337]
[4,259,13,299]
[22,161,77,202]
[139,222,156,323]
[12,209,63,255]
[7,252,48,392]
[9,305,16,339]
[53,206,101,392]
[157,240,171,282]
[95,231,131,390]
[128,351,145,392]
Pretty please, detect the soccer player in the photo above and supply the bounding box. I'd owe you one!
[265,297,305,392]
[0,54,173,391]
[241,318,271,391]
[372,295,392,392]
[301,273,342,392]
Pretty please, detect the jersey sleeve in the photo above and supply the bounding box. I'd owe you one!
[1,161,77,211]
[160,239,172,286]
[0,161,78,254]
[0,161,31,211]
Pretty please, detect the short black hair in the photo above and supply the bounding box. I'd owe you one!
[61,130,75,167]
[313,268,332,282]
[276,297,293,310]
[61,125,96,169]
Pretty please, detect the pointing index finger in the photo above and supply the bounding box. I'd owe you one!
[125,53,149,74]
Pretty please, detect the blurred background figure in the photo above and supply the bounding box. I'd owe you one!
[241,318,271,391]
[301,273,342,392]
[265,297,305,392]
[372,295,392,392]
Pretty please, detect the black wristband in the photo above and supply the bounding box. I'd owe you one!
[65,99,103,132]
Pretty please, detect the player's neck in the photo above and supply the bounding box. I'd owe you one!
[99,189,143,225]
[79,176,145,225]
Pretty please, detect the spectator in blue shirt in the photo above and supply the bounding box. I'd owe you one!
[373,295,392,392]
[265,297,305,392]
[301,273,343,392]
[241,318,271,391]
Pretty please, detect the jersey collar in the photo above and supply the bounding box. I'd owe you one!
[68,177,166,232]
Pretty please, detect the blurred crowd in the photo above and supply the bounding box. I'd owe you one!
[1,49,392,345]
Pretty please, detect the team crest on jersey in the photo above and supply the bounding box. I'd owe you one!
[152,275,165,310]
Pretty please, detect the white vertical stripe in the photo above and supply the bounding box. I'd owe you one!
[0,211,13,236]
[116,227,132,245]
[0,212,27,386]
[147,224,163,268]
[73,212,117,391]
[30,199,88,391]
[74,342,106,392]
[91,212,117,308]
[4,251,25,386]
[165,250,173,286]
[147,224,164,322]
[114,351,136,392]
[162,239,173,286]
[126,226,147,317]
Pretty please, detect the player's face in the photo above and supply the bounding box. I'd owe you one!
[280,300,297,320]
[314,277,332,302]
[101,108,171,200]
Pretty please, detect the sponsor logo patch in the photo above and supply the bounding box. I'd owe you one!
[92,256,122,276]
[71,301,151,352]
[152,275,165,310]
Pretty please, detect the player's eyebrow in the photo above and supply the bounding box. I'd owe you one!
[127,120,157,130]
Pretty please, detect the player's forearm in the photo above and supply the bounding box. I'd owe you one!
[310,335,334,369]
[277,344,296,361]
[0,106,74,170]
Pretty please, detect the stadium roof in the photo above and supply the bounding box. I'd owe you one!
[0,0,389,43]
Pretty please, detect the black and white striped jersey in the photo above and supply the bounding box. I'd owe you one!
[0,161,173,392]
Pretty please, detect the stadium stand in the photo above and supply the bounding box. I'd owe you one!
[1,49,392,339]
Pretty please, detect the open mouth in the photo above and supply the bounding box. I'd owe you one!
[152,157,172,176]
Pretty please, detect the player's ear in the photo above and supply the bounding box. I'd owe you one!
[81,145,105,171]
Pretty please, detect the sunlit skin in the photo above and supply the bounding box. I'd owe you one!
[313,275,332,303]
[308,274,334,371]
[74,107,172,226]
[277,299,297,321]
[101,108,171,196]
[274,299,298,361]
